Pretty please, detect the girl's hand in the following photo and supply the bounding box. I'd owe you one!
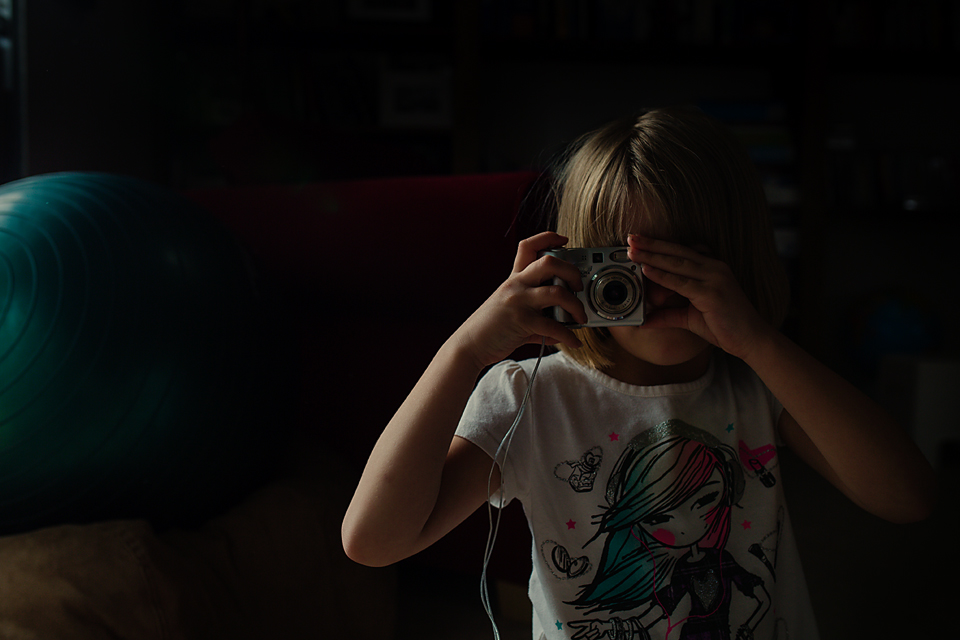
[627,234,775,361]
[454,231,588,370]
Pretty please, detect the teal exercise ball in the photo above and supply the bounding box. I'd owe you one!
[0,172,278,534]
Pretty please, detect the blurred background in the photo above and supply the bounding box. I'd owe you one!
[3,0,958,408]
[1,2,958,636]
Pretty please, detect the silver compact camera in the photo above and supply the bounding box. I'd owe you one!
[541,246,646,328]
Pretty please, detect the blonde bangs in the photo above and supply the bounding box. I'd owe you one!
[556,125,647,250]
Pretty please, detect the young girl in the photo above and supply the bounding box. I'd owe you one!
[341,107,937,639]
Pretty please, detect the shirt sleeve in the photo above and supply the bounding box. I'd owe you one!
[455,359,531,507]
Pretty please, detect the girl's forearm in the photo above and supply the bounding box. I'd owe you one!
[742,330,937,523]
[341,334,486,567]
[342,232,585,567]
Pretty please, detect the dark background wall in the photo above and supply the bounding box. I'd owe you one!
[4,0,959,458]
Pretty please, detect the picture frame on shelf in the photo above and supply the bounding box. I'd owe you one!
[379,60,451,130]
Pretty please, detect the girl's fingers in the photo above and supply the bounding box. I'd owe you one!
[517,253,584,293]
[486,261,587,348]
[641,260,693,284]
[640,262,705,300]
[500,290,583,349]
[628,233,723,278]
[629,237,706,275]
[529,315,583,350]
[513,231,569,273]
[530,281,588,326]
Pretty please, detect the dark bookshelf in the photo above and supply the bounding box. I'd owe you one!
[158,0,459,188]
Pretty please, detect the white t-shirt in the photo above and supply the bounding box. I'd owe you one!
[456,351,819,640]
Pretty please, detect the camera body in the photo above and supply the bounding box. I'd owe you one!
[541,246,646,328]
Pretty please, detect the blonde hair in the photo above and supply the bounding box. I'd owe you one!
[553,106,790,369]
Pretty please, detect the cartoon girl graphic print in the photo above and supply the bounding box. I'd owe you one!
[567,420,770,640]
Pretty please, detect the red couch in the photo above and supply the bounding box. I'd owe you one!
[185,171,548,585]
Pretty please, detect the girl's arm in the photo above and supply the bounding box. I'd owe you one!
[341,232,588,567]
[627,234,938,524]
[746,331,936,523]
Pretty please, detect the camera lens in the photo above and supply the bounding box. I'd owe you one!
[589,268,641,320]
[602,281,628,307]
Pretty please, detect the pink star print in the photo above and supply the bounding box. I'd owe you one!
[566,519,576,530]
[742,520,752,530]
[609,432,619,441]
